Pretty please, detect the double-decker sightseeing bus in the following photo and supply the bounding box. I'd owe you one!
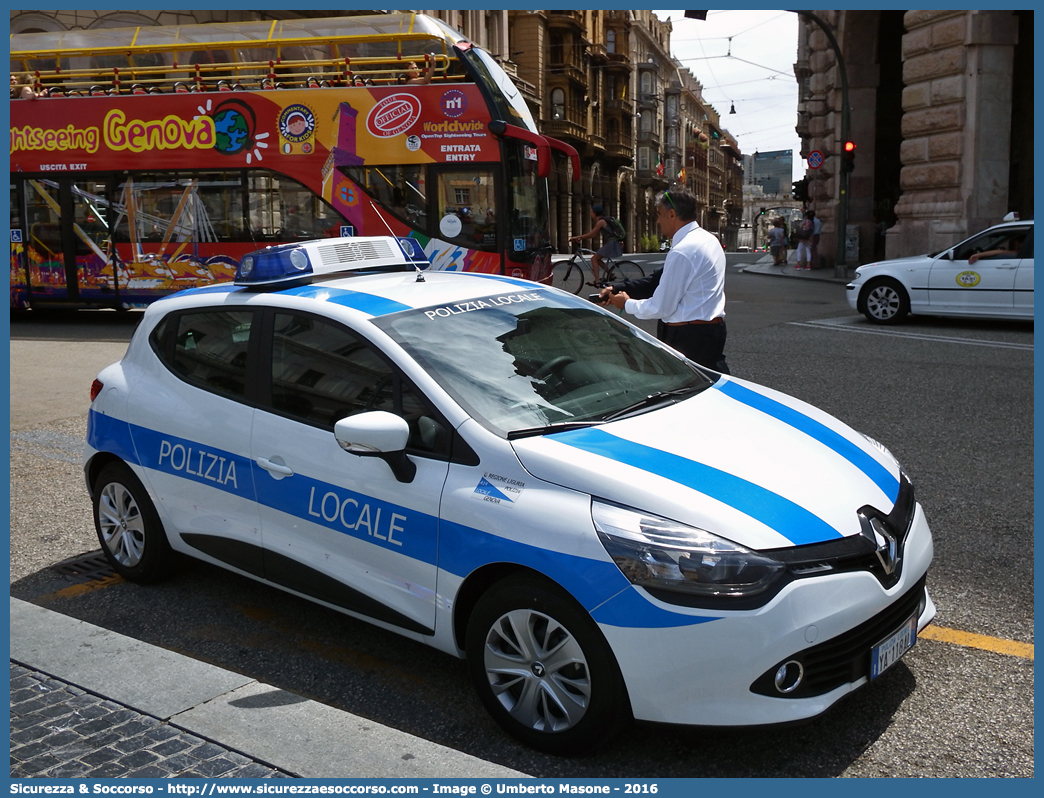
[10,13,577,310]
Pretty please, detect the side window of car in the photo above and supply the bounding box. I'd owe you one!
[1017,228,1033,259]
[953,227,1031,261]
[269,312,449,457]
[152,310,254,399]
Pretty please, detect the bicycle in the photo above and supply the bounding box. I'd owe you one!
[553,247,645,295]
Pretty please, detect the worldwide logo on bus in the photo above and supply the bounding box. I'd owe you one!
[366,94,421,138]
[441,89,467,119]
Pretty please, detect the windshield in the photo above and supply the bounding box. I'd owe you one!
[376,289,713,436]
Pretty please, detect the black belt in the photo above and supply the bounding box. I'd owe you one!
[665,317,724,326]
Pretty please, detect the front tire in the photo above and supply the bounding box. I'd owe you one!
[553,259,584,294]
[466,574,631,755]
[92,462,175,583]
[860,278,910,324]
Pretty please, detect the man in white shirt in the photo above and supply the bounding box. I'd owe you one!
[600,188,729,373]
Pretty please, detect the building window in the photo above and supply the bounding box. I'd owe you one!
[551,87,565,120]
[640,71,653,96]
[607,29,616,54]
[638,147,650,171]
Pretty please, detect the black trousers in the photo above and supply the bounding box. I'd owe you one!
[658,320,730,374]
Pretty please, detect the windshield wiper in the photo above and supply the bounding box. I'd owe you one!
[600,386,707,422]
[507,420,604,440]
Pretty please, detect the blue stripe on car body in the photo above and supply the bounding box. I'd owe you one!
[714,379,900,502]
[88,410,711,628]
[553,427,844,546]
[282,285,412,317]
[438,520,718,628]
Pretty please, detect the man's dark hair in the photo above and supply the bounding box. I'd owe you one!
[592,203,605,216]
[656,188,697,222]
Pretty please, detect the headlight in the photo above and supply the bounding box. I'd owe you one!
[592,501,785,599]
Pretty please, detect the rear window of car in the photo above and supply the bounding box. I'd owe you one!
[151,309,254,399]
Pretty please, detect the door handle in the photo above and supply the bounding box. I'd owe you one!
[256,456,294,478]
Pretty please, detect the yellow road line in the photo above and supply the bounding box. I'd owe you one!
[920,625,1034,660]
[40,575,125,601]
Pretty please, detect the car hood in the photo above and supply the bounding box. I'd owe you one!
[510,376,902,551]
[857,254,932,273]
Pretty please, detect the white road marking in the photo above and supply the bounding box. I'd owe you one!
[790,316,1033,350]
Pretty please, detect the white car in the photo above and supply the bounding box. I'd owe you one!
[85,236,935,754]
[848,219,1034,324]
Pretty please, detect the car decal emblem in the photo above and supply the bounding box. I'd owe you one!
[862,515,899,575]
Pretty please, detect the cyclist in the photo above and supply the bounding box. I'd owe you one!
[569,204,625,287]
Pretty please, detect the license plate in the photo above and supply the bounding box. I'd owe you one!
[870,613,918,679]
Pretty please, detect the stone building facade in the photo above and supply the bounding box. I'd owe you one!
[795,10,1032,269]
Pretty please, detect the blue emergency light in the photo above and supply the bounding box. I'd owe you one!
[235,236,429,289]
[235,242,314,287]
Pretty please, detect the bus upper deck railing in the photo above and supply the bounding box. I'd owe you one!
[10,54,461,97]
[10,12,470,96]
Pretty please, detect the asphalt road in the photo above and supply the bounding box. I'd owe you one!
[8,268,1034,777]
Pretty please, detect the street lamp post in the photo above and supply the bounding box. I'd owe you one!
[794,10,850,277]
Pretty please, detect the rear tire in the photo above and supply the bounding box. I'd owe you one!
[92,462,175,583]
[466,573,631,755]
[860,278,910,325]
[609,260,645,284]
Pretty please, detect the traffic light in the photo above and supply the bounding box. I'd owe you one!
[792,177,809,202]
[841,141,856,173]
[760,207,766,216]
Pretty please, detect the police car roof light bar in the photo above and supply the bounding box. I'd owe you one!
[234,235,429,289]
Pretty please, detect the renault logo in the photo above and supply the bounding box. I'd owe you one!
[863,515,899,575]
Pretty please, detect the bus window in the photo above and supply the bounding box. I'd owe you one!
[501,142,551,259]
[11,183,28,309]
[197,174,246,241]
[24,181,66,295]
[435,169,497,251]
[247,172,344,241]
[346,165,428,234]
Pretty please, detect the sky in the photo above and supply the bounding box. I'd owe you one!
[655,9,804,181]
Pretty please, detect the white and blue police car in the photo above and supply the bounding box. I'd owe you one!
[85,236,935,754]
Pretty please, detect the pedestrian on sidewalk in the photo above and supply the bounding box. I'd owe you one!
[598,188,729,373]
[767,218,787,266]
[809,210,822,269]
[794,210,815,270]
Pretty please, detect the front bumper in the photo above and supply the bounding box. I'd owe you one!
[599,502,935,726]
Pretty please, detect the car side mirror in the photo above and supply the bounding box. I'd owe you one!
[334,411,416,483]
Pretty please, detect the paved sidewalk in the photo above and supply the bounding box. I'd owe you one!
[11,664,292,779]
[10,597,528,780]
[739,252,855,284]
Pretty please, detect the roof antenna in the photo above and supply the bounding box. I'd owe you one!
[368,200,425,281]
